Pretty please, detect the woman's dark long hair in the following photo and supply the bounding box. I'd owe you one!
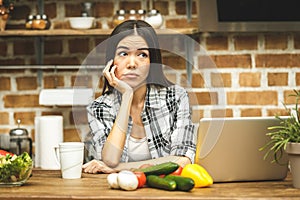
[102,20,173,94]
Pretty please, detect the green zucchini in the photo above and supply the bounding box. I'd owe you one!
[164,175,195,192]
[146,175,176,191]
[139,162,179,176]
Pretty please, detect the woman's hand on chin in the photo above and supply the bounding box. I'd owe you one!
[82,159,117,174]
[103,60,133,94]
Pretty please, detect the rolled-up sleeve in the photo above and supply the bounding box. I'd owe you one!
[87,100,115,160]
[170,87,196,163]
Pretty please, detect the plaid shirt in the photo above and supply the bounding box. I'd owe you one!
[87,84,196,163]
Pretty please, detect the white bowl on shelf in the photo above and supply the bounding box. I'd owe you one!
[68,17,95,29]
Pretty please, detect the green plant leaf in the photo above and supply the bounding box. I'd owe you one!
[260,89,300,163]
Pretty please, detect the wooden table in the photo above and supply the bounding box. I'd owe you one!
[0,169,299,200]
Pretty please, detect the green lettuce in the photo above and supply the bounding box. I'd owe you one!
[0,152,32,183]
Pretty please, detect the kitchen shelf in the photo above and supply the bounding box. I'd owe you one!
[0,28,198,36]
[0,27,198,83]
[0,0,195,82]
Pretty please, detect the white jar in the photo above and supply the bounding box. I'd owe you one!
[145,9,163,29]
[128,9,137,20]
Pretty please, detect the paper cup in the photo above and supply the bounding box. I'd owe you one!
[56,142,84,179]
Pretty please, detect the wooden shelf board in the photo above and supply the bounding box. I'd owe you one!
[0,28,198,36]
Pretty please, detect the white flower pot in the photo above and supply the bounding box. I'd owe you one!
[285,142,300,188]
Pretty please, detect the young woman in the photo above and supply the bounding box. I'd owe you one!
[82,20,196,174]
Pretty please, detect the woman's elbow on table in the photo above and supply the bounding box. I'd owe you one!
[102,157,120,168]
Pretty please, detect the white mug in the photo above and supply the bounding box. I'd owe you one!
[55,142,84,179]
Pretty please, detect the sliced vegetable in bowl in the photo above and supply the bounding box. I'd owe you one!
[0,150,14,157]
[0,151,33,186]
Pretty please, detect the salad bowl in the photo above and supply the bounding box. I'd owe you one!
[0,151,33,187]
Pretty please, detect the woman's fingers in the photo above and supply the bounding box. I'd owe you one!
[103,59,114,82]
[110,64,116,78]
[109,65,118,85]
[103,59,119,85]
[82,159,116,174]
[82,160,99,173]
[103,59,113,73]
[104,64,118,87]
[103,60,133,94]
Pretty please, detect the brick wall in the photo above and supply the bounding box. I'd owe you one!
[1,0,300,148]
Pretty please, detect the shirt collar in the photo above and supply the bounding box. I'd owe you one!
[145,85,162,109]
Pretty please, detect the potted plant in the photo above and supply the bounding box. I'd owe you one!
[0,0,14,31]
[260,89,300,188]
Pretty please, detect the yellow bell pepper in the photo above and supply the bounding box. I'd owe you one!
[181,164,213,188]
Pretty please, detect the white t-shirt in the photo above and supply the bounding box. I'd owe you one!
[128,136,151,162]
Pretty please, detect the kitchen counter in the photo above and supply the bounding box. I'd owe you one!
[0,169,299,200]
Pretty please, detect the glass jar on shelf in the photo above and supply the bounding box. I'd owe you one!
[127,9,137,20]
[25,14,34,29]
[112,9,126,27]
[137,9,146,20]
[41,14,51,29]
[32,14,44,30]
[145,9,163,29]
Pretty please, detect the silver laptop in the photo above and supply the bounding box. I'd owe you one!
[195,117,289,182]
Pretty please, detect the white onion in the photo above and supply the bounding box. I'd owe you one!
[117,170,138,191]
[107,173,120,189]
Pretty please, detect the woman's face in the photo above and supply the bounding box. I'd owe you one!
[113,35,150,89]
